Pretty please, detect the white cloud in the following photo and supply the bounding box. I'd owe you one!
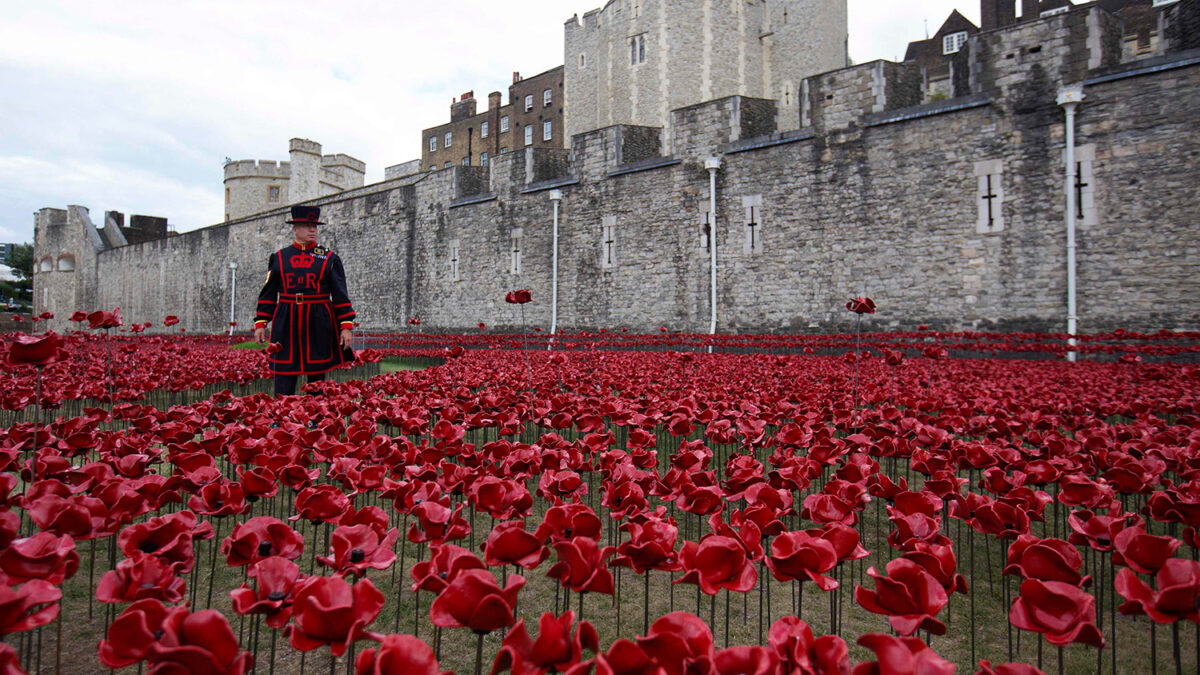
[0,0,977,244]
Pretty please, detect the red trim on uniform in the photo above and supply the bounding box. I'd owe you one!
[333,303,352,308]
[294,240,317,251]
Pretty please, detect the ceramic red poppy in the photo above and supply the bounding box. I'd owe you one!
[0,532,79,585]
[675,535,757,596]
[317,524,400,579]
[1009,578,1105,647]
[222,516,305,567]
[5,331,68,367]
[428,568,524,634]
[230,556,304,629]
[492,610,599,675]
[97,598,178,668]
[287,575,385,656]
[411,544,486,594]
[505,289,532,304]
[355,633,449,675]
[854,558,949,636]
[768,616,849,675]
[548,536,616,595]
[146,608,253,674]
[1115,558,1200,624]
[0,579,61,634]
[483,520,550,570]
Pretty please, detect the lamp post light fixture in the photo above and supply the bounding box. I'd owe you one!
[1057,84,1084,363]
[548,189,563,345]
[704,157,722,344]
[228,261,238,337]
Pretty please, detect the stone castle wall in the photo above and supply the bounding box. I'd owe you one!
[34,4,1200,336]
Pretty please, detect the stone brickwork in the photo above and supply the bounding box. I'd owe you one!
[33,5,1200,336]
[223,139,365,221]
[564,0,848,147]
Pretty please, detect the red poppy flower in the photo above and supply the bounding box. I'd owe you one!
[222,516,305,567]
[505,289,533,304]
[472,476,534,521]
[854,558,949,636]
[356,634,449,675]
[0,579,61,634]
[291,484,351,523]
[768,616,849,675]
[1112,526,1181,574]
[535,504,602,544]
[266,342,283,354]
[407,499,471,545]
[117,510,201,574]
[1068,505,1132,552]
[87,308,122,329]
[1115,558,1200,624]
[408,317,421,326]
[163,315,179,327]
[237,466,279,501]
[429,569,524,634]
[612,517,681,573]
[845,297,876,314]
[539,470,588,504]
[0,532,79,585]
[492,610,599,675]
[801,493,857,526]
[636,612,715,675]
[446,345,464,359]
[187,480,249,517]
[853,633,954,675]
[675,536,757,596]
[230,557,304,629]
[411,544,486,594]
[98,598,178,668]
[1009,578,1105,647]
[765,530,839,590]
[548,536,616,595]
[69,311,87,322]
[887,511,951,552]
[5,331,68,367]
[967,499,1031,540]
[901,543,968,596]
[318,524,400,579]
[146,608,253,674]
[478,322,487,330]
[97,553,187,604]
[288,575,386,656]
[814,523,870,564]
[483,520,550,570]
[1003,534,1089,587]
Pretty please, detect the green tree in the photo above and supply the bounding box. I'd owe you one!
[3,243,32,309]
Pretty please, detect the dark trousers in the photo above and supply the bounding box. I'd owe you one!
[273,372,327,396]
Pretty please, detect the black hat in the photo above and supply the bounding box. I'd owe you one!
[287,205,324,225]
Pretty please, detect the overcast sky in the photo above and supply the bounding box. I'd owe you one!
[0,0,980,244]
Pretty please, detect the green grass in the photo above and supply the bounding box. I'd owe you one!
[229,340,266,350]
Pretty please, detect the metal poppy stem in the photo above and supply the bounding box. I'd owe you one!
[969,525,976,665]
[1172,620,1181,675]
[643,569,651,635]
[473,632,485,675]
[206,517,224,609]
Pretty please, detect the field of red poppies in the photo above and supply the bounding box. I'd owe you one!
[1,308,1199,674]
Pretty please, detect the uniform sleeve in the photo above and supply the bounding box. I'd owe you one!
[329,253,356,330]
[254,254,280,329]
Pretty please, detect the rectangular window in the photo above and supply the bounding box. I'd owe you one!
[509,228,522,274]
[500,147,508,154]
[524,94,533,112]
[601,216,617,269]
[524,126,533,146]
[698,199,712,250]
[462,156,470,166]
[481,121,489,138]
[630,35,647,65]
[428,165,436,171]
[268,186,280,203]
[480,152,489,167]
[449,238,461,282]
[942,31,967,55]
[444,161,451,168]
[543,120,552,141]
[579,53,586,68]
[500,116,509,132]
[444,132,452,148]
[974,159,1005,234]
[544,89,552,106]
[742,195,763,254]
[429,136,437,153]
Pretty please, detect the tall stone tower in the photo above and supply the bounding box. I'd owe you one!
[564,0,847,149]
[222,138,366,222]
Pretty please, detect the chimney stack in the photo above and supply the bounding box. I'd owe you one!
[488,91,502,110]
[981,0,1017,29]
[1021,0,1040,19]
[512,71,522,84]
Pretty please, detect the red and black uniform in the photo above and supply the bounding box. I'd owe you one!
[254,241,356,375]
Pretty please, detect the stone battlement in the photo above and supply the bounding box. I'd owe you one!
[223,159,291,180]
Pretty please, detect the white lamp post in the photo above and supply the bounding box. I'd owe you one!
[548,189,563,345]
[228,261,238,337]
[1057,84,1084,363]
[704,157,722,341]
